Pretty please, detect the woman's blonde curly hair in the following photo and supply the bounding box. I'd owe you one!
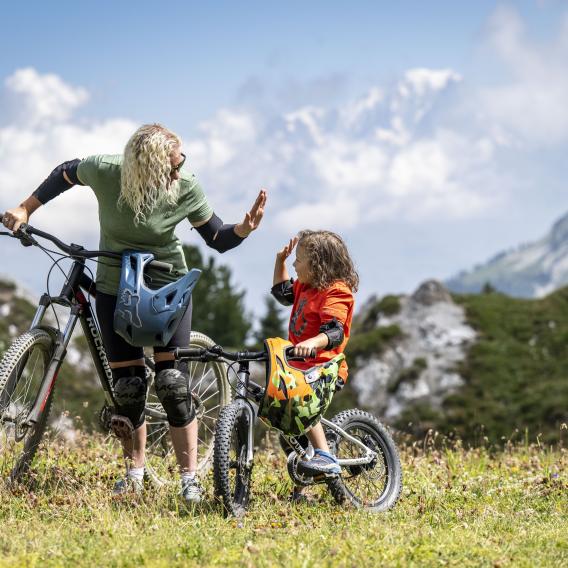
[120,124,181,224]
[297,230,359,292]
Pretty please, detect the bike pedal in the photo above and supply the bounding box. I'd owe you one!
[314,471,340,481]
[110,415,134,441]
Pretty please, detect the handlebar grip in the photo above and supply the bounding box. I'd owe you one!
[286,346,317,361]
[175,347,207,359]
[149,260,173,273]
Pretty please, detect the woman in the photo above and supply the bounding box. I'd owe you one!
[2,123,267,503]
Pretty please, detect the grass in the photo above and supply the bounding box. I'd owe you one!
[0,432,566,567]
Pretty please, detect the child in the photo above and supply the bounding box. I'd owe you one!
[271,229,358,479]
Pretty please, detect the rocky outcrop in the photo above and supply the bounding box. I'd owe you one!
[351,280,475,420]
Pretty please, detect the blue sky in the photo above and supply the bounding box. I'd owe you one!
[1,1,568,322]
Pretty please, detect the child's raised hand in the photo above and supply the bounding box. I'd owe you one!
[276,237,298,261]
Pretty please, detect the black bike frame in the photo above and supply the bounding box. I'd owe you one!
[25,258,115,425]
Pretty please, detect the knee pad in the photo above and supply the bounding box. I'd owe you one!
[155,369,195,427]
[112,366,147,429]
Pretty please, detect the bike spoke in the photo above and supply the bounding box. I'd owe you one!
[195,372,217,399]
[202,403,221,416]
[192,367,214,396]
[200,389,220,406]
[200,421,215,437]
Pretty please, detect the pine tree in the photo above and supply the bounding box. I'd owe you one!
[183,244,251,347]
[254,295,287,347]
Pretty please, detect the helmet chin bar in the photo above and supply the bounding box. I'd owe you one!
[113,250,201,347]
[258,337,345,437]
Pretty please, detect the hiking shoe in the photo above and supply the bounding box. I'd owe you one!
[112,475,144,496]
[180,478,203,505]
[297,449,341,477]
[290,488,309,503]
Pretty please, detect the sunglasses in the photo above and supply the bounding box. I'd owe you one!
[171,153,186,173]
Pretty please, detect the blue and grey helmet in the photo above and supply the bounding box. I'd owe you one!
[113,251,201,347]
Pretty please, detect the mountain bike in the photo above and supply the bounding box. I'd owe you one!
[0,218,229,484]
[175,344,403,517]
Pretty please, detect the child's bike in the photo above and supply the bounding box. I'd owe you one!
[175,343,403,516]
[0,219,229,484]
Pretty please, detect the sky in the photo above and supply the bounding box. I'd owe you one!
[1,0,568,326]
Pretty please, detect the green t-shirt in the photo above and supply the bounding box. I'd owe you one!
[77,154,213,295]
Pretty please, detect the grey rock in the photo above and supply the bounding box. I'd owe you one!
[351,280,475,420]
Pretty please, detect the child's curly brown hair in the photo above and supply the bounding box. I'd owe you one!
[297,230,359,292]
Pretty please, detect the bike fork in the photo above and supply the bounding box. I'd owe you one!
[25,307,81,425]
[235,365,256,468]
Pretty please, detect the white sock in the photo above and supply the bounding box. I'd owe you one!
[181,471,196,484]
[127,466,145,481]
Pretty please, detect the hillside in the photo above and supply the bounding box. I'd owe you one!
[447,212,568,297]
[346,281,568,444]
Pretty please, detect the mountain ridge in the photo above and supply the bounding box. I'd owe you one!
[446,211,568,298]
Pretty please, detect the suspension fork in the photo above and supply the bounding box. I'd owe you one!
[25,304,82,425]
[29,294,51,331]
[234,363,257,467]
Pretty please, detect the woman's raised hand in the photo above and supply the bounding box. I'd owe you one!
[235,189,267,238]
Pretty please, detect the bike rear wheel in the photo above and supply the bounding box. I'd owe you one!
[143,331,230,484]
[325,409,402,511]
[213,400,253,517]
[0,329,56,483]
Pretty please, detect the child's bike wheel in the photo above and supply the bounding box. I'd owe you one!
[213,400,253,517]
[325,409,402,511]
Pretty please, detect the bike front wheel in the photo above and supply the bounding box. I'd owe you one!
[0,328,56,483]
[213,400,254,517]
[325,409,403,511]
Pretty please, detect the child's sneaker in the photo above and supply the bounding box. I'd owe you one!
[112,475,144,496]
[289,487,309,503]
[180,477,203,505]
[297,449,341,477]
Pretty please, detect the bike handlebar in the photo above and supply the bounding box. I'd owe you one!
[0,215,174,273]
[175,345,317,363]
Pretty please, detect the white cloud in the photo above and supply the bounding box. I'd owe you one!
[183,64,494,230]
[341,87,384,127]
[0,69,137,241]
[187,108,257,171]
[477,4,568,145]
[274,197,360,232]
[311,138,387,189]
[5,67,89,126]
[402,68,462,97]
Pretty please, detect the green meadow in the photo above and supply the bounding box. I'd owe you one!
[1,432,566,567]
